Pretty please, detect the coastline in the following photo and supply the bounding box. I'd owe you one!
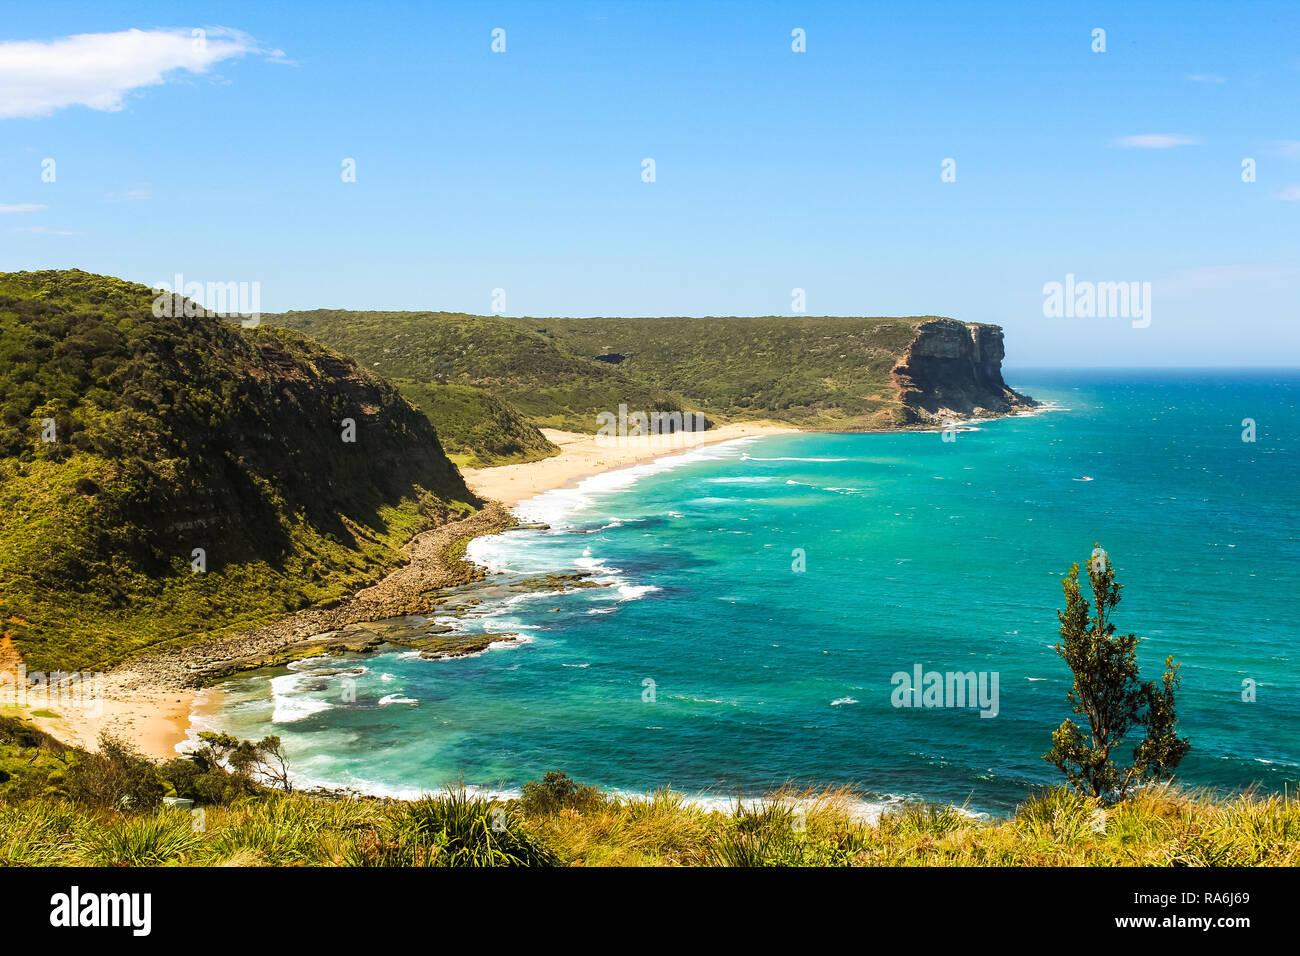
[459,422,799,507]
[20,503,511,760]
[14,672,200,763]
[30,421,797,761]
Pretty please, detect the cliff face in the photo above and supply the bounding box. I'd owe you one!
[891,320,1036,424]
[0,270,478,671]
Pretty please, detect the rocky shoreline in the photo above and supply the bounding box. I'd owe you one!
[29,498,613,758]
[105,409,1039,700]
[35,423,801,758]
[108,502,521,693]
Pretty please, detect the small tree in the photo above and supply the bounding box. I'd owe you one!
[1044,546,1190,801]
[195,731,293,793]
[519,771,601,814]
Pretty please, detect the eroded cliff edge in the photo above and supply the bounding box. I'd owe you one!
[891,319,1037,425]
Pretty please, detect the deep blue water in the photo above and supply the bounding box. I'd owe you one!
[203,369,1299,814]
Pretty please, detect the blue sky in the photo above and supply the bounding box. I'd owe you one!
[2,0,1298,366]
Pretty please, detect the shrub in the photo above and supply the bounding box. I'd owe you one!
[193,732,293,792]
[64,733,164,812]
[519,771,602,815]
[157,754,259,806]
[85,811,202,866]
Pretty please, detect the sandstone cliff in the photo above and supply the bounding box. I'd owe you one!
[891,319,1037,425]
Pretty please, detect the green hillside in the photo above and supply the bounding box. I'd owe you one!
[393,380,559,468]
[0,270,478,672]
[270,310,1004,432]
[271,310,689,432]
[536,315,927,428]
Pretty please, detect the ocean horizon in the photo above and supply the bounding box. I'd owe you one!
[197,367,1299,815]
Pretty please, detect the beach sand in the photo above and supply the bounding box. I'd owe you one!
[17,421,796,761]
[2,634,195,760]
[460,422,798,507]
[2,669,196,762]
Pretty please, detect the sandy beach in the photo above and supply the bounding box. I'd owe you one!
[2,630,198,760]
[4,671,199,762]
[460,422,798,507]
[11,421,796,760]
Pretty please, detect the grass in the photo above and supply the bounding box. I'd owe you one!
[537,314,926,428]
[2,781,1295,867]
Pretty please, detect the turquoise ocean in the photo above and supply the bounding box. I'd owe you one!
[199,370,1299,815]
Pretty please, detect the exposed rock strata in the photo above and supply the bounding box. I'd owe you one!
[891,320,1036,424]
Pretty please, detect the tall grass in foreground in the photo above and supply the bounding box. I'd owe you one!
[0,784,1296,867]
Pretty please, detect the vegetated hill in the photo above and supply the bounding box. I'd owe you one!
[272,311,1034,432]
[0,270,478,672]
[539,315,1035,427]
[537,315,923,427]
[270,310,690,433]
[392,380,559,468]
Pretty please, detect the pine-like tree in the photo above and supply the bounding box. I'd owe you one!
[1044,546,1190,801]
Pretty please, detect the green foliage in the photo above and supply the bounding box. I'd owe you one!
[0,715,76,800]
[1044,547,1191,801]
[0,747,1296,867]
[539,314,925,428]
[1014,787,1107,846]
[64,732,165,812]
[85,810,203,866]
[205,795,330,865]
[155,755,253,806]
[271,308,687,432]
[270,309,933,432]
[519,771,602,815]
[394,380,559,467]
[0,270,478,671]
[0,799,98,865]
[1,717,290,811]
[342,786,559,867]
[192,731,294,792]
[711,797,866,866]
[151,731,296,805]
[404,787,558,867]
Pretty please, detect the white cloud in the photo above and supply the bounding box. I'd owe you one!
[1185,73,1226,84]
[105,184,153,202]
[0,27,273,120]
[1161,264,1298,294]
[1269,140,1300,160]
[0,203,47,212]
[1111,134,1202,149]
[1274,185,1300,201]
[14,225,81,236]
